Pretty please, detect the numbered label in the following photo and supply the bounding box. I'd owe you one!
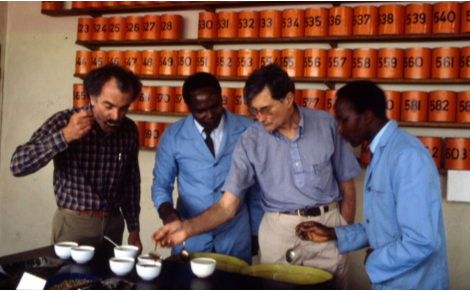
[404,99,421,111]
[406,13,426,24]
[78,24,90,33]
[304,57,321,68]
[199,20,214,30]
[446,148,467,160]
[126,23,139,32]
[352,57,371,68]
[459,101,470,112]
[302,97,319,108]
[260,17,273,28]
[329,15,341,26]
[157,94,170,103]
[238,57,253,67]
[260,56,279,66]
[179,56,192,66]
[353,14,370,25]
[239,18,255,29]
[378,13,394,25]
[433,11,456,23]
[328,57,346,68]
[145,129,160,139]
[305,16,322,27]
[144,22,155,31]
[378,57,397,68]
[436,56,455,68]
[216,57,232,67]
[162,21,173,31]
[160,57,174,66]
[282,17,300,28]
[404,56,423,68]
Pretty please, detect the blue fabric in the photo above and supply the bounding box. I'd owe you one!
[222,106,361,212]
[334,121,449,290]
[151,109,263,264]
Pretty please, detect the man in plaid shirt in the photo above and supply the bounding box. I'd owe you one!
[10,65,143,255]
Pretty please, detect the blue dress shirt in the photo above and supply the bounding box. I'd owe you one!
[334,121,449,289]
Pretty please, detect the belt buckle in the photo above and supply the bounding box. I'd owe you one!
[297,207,311,218]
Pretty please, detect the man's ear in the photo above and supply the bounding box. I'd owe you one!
[362,109,375,125]
[285,91,295,107]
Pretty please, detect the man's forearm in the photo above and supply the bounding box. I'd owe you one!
[338,178,356,224]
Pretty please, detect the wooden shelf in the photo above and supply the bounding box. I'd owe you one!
[76,33,470,50]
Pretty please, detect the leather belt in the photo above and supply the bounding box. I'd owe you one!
[59,207,118,217]
[281,202,337,218]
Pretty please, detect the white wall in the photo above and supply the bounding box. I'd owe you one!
[0,2,469,289]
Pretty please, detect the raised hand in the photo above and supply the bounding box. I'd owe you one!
[151,220,187,248]
[62,110,95,143]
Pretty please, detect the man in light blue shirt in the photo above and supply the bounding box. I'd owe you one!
[296,81,449,289]
[151,73,263,264]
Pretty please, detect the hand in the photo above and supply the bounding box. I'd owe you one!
[251,236,259,257]
[158,202,182,225]
[151,220,187,248]
[128,231,143,255]
[62,110,95,143]
[295,221,337,242]
[364,248,373,265]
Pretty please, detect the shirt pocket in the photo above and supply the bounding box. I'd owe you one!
[309,159,332,192]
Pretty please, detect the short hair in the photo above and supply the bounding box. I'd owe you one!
[84,65,142,102]
[244,64,295,103]
[182,72,221,107]
[336,81,387,119]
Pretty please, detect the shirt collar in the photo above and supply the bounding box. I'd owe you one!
[271,103,304,139]
[369,120,393,154]
[194,112,225,137]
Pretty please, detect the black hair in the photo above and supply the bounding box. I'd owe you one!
[182,72,221,107]
[336,81,387,119]
[84,65,142,102]
[243,64,295,103]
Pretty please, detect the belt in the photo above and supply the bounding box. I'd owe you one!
[59,207,118,217]
[281,202,338,218]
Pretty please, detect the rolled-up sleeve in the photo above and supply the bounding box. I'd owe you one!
[335,223,370,254]
[222,135,256,202]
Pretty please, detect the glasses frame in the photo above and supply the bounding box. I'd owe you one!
[248,98,284,117]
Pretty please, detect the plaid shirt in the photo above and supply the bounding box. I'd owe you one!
[10,103,141,232]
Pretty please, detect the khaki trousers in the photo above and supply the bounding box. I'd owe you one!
[51,208,125,258]
[259,206,349,289]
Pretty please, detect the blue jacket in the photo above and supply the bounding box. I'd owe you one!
[335,121,449,289]
[151,109,263,264]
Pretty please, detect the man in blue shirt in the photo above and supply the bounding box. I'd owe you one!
[151,72,262,264]
[152,65,361,288]
[296,81,449,289]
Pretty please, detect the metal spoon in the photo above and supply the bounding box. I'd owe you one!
[104,236,121,250]
[180,241,190,262]
[285,236,301,264]
[149,244,161,262]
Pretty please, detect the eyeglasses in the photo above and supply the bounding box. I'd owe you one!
[248,99,284,117]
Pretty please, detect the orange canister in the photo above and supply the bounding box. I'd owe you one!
[281,49,303,77]
[73,84,89,108]
[198,12,218,39]
[405,3,432,35]
[432,47,460,79]
[428,91,457,122]
[156,86,175,112]
[87,1,103,8]
[91,51,108,70]
[378,5,405,35]
[109,17,126,41]
[328,7,353,36]
[108,51,125,68]
[404,48,431,79]
[259,49,282,67]
[444,138,470,170]
[238,11,259,38]
[134,121,145,146]
[294,89,302,106]
[126,16,143,41]
[144,122,164,148]
[217,11,238,38]
[325,90,337,115]
[352,49,377,79]
[234,88,249,116]
[360,141,371,165]
[75,51,91,74]
[301,90,325,110]
[137,1,153,5]
[461,46,470,78]
[143,15,161,40]
[175,87,189,113]
[303,49,328,78]
[128,99,139,111]
[384,91,401,121]
[462,2,470,33]
[41,1,61,10]
[196,50,217,75]
[124,50,142,75]
[418,137,443,168]
[103,1,119,7]
[237,50,259,77]
[281,9,305,37]
[141,50,159,75]
[327,49,352,78]
[177,50,197,76]
[119,1,133,6]
[77,18,93,41]
[377,48,404,79]
[72,1,87,9]
[216,50,238,77]
[400,91,428,122]
[432,2,461,34]
[93,17,109,41]
[305,8,329,37]
[159,50,178,75]
[161,14,183,39]
[221,88,236,112]
[259,10,282,38]
[457,91,470,122]
[138,86,157,111]
[353,6,379,35]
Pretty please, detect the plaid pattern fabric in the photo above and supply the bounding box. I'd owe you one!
[10,103,141,232]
